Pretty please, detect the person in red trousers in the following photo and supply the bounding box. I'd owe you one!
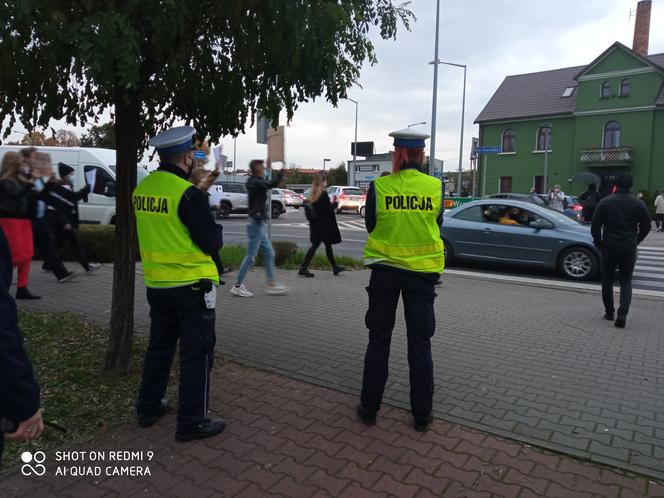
[0,151,40,300]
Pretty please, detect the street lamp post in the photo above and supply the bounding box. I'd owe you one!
[440,62,467,196]
[407,121,426,128]
[323,158,331,173]
[346,98,358,187]
[428,0,441,176]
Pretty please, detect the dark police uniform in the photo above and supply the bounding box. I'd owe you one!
[134,126,225,441]
[0,229,40,460]
[359,128,444,432]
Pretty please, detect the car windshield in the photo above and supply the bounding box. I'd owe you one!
[540,206,582,226]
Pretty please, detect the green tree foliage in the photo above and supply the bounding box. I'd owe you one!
[0,1,413,375]
[80,122,116,149]
[326,163,348,186]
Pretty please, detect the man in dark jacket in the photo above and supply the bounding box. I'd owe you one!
[230,159,288,297]
[0,229,43,461]
[591,174,650,328]
[579,183,601,223]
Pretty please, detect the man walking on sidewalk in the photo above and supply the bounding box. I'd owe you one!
[230,159,288,297]
[591,174,650,328]
[654,189,664,232]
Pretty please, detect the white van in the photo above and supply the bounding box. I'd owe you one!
[0,145,148,224]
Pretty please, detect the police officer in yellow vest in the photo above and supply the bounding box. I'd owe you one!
[358,127,444,432]
[134,126,226,442]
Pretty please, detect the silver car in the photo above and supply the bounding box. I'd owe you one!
[441,199,599,280]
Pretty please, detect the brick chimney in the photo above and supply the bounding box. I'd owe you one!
[633,0,652,56]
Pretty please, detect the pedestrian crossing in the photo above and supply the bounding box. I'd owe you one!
[277,220,367,232]
[633,245,664,292]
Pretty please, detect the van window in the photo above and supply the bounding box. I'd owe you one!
[84,166,115,195]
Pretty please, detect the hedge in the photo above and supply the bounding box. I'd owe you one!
[37,225,364,270]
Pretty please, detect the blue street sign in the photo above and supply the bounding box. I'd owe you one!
[476,146,501,154]
[194,150,206,160]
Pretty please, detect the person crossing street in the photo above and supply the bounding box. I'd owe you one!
[134,126,225,442]
[358,127,445,432]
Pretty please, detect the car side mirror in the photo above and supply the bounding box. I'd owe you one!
[104,181,117,197]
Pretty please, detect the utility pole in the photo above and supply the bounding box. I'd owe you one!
[428,0,441,176]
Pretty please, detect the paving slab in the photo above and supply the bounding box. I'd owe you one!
[15,261,664,480]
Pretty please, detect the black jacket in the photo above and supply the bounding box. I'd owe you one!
[0,177,35,219]
[591,189,651,248]
[157,163,224,256]
[0,229,40,428]
[579,190,601,221]
[246,172,283,220]
[45,181,90,229]
[307,191,342,245]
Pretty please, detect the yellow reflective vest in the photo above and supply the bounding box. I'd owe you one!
[364,169,445,274]
[133,171,219,288]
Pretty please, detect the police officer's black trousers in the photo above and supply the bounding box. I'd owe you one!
[360,268,437,422]
[601,243,637,318]
[137,286,216,432]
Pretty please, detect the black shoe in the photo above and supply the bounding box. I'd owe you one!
[175,418,226,442]
[356,405,376,426]
[57,271,77,283]
[137,399,171,428]
[333,265,345,276]
[615,316,626,328]
[604,312,615,321]
[298,268,315,278]
[15,287,41,300]
[414,414,433,433]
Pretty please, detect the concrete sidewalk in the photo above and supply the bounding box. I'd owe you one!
[1,361,661,497]
[16,261,664,481]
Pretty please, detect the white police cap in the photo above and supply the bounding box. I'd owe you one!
[148,126,196,155]
[388,127,430,148]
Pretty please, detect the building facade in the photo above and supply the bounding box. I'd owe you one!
[475,42,664,197]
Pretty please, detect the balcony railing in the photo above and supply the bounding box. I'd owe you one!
[580,146,634,166]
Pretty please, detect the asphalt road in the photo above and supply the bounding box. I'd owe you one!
[217,209,664,296]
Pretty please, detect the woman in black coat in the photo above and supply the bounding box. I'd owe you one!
[299,175,345,277]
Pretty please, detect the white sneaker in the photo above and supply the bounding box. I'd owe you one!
[86,263,101,273]
[265,282,289,295]
[230,284,253,297]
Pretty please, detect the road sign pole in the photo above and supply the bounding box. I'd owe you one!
[481,154,488,197]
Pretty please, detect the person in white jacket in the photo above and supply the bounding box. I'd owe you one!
[655,189,664,232]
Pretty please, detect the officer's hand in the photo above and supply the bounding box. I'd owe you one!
[6,410,44,440]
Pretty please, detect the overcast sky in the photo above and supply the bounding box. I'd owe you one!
[4,0,663,173]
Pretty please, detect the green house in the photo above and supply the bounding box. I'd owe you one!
[474,42,664,197]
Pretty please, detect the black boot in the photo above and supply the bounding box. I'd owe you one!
[298,267,315,278]
[16,287,41,300]
[333,265,345,276]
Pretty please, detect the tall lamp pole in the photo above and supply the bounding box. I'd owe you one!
[346,98,358,186]
[428,0,441,176]
[440,62,467,195]
[540,122,552,193]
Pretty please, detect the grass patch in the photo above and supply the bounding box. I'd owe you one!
[2,311,177,466]
[219,243,364,271]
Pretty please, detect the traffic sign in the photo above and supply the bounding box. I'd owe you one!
[476,146,501,154]
[194,150,206,160]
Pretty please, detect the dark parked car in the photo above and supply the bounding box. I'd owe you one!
[441,199,599,280]
[536,194,583,222]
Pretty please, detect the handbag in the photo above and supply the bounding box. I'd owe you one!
[304,201,318,221]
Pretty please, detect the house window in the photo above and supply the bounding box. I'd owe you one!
[536,127,552,151]
[561,86,575,98]
[603,121,621,148]
[620,79,631,97]
[533,176,544,194]
[499,176,512,193]
[501,129,516,153]
[600,81,611,99]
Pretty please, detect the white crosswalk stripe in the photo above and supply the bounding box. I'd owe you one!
[633,247,664,291]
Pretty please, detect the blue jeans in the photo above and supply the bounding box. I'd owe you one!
[236,218,275,284]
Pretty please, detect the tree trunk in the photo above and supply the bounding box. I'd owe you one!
[103,96,140,376]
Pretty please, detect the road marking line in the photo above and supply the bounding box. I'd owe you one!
[444,269,664,298]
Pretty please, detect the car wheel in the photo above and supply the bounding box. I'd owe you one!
[442,238,453,265]
[559,246,597,280]
[217,203,231,219]
[294,206,300,210]
[359,206,366,218]
[271,203,281,219]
